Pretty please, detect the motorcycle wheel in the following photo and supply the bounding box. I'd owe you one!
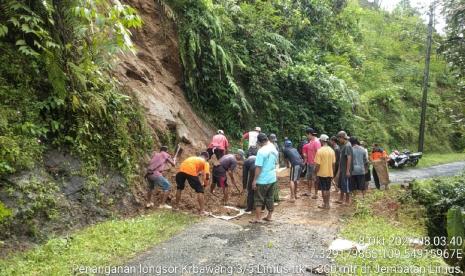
[411,159,419,167]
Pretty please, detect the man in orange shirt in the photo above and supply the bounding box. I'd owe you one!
[370,144,388,189]
[174,152,210,214]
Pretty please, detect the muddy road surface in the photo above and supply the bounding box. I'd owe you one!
[117,180,351,276]
[117,162,464,275]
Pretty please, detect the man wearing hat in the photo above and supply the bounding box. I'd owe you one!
[314,135,336,209]
[210,149,245,205]
[335,130,353,205]
[302,127,321,198]
[207,130,229,160]
[283,140,304,203]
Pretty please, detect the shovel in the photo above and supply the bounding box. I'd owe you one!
[173,143,182,164]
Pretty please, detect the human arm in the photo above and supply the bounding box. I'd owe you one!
[346,155,352,177]
[203,162,210,186]
[228,171,238,190]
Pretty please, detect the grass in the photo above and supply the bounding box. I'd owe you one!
[0,211,195,275]
[334,188,450,275]
[417,152,465,168]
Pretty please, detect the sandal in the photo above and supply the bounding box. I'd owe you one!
[249,220,262,224]
[311,195,318,199]
[262,217,273,222]
[334,201,343,204]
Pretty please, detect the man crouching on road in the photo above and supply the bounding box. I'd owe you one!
[250,133,278,223]
[174,152,210,215]
[210,149,245,205]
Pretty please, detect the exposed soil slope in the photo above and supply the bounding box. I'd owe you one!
[117,0,214,150]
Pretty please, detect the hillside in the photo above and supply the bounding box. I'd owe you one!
[116,0,213,150]
[0,0,213,253]
[0,0,464,257]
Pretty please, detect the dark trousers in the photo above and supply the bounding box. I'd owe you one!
[207,148,224,160]
[372,168,380,189]
[246,180,254,211]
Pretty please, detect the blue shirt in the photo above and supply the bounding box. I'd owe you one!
[255,143,278,185]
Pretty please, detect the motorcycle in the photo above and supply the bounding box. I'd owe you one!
[388,150,422,169]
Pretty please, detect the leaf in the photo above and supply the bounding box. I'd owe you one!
[16,39,26,46]
[447,207,465,251]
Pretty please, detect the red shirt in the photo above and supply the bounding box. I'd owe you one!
[208,134,229,150]
[302,138,321,164]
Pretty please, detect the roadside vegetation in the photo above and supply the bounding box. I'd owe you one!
[411,173,465,271]
[336,172,465,274]
[0,211,194,275]
[335,188,450,275]
[417,153,465,168]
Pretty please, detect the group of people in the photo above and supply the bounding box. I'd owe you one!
[144,126,390,221]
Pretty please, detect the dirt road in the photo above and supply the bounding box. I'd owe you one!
[116,162,464,275]
[117,181,350,276]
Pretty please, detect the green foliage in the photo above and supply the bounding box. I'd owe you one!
[442,0,465,152]
[0,202,12,223]
[161,0,462,151]
[0,0,152,180]
[336,188,448,274]
[0,176,59,239]
[0,211,194,275]
[342,2,459,151]
[446,207,464,251]
[412,175,465,270]
[411,173,465,269]
[446,206,465,272]
[162,0,356,140]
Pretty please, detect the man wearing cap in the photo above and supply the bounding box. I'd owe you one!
[302,127,321,199]
[251,133,278,223]
[242,127,261,154]
[145,146,176,209]
[314,135,336,209]
[335,131,353,205]
[174,152,211,215]
[283,140,303,203]
[207,130,229,160]
[210,150,245,205]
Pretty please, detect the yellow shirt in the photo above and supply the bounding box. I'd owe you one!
[314,146,336,177]
[179,157,210,177]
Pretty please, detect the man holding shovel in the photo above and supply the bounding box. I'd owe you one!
[145,146,176,209]
[210,149,245,205]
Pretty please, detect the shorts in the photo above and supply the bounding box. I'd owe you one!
[289,165,302,182]
[339,176,351,193]
[212,165,228,188]
[147,175,171,191]
[351,175,366,191]
[364,169,371,182]
[318,177,332,191]
[254,183,275,211]
[305,164,315,180]
[175,172,204,193]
